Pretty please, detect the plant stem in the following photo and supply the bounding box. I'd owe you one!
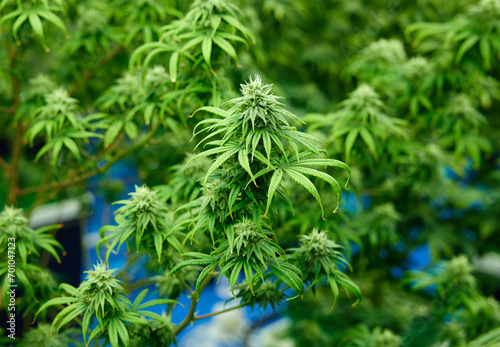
[176,273,194,295]
[18,126,157,196]
[126,278,158,293]
[69,45,123,96]
[0,156,10,172]
[0,106,14,113]
[194,304,244,320]
[173,271,214,335]
[6,44,22,206]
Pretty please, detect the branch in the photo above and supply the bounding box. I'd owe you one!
[126,278,158,293]
[0,156,10,172]
[7,44,22,206]
[69,45,123,96]
[0,106,15,113]
[176,273,194,296]
[194,304,245,321]
[173,271,215,335]
[18,127,157,196]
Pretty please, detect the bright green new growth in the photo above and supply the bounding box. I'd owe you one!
[191,75,351,217]
[0,0,499,345]
[35,262,175,347]
[306,84,407,164]
[0,206,63,306]
[17,323,80,347]
[290,229,361,309]
[346,39,407,80]
[407,255,500,337]
[97,184,183,264]
[25,87,104,166]
[169,75,358,308]
[347,326,403,347]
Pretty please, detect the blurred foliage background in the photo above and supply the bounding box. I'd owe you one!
[1,0,500,346]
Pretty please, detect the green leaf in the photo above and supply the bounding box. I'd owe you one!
[285,168,325,218]
[456,35,479,64]
[229,260,244,297]
[29,13,48,51]
[137,298,179,310]
[154,232,163,263]
[243,261,255,294]
[53,303,87,334]
[63,137,81,162]
[358,128,378,160]
[124,121,139,139]
[195,263,217,299]
[266,169,283,215]
[203,147,239,187]
[289,166,343,212]
[129,42,173,72]
[202,36,213,70]
[180,35,204,53]
[133,289,149,309]
[109,318,119,347]
[169,51,179,83]
[221,14,256,43]
[269,260,303,294]
[227,224,235,253]
[213,36,239,65]
[327,274,339,310]
[115,319,130,347]
[168,256,215,276]
[336,272,362,306]
[49,139,63,166]
[480,36,491,70]
[12,12,29,45]
[37,10,68,37]
[345,128,358,163]
[104,121,124,146]
[192,106,229,119]
[34,296,75,321]
[238,148,257,187]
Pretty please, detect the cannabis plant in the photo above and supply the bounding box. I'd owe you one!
[1,0,500,346]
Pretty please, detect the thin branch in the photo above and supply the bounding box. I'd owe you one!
[95,133,125,161]
[194,304,245,321]
[18,127,157,196]
[173,271,214,335]
[7,44,22,206]
[0,156,10,172]
[69,45,123,96]
[176,273,194,295]
[0,106,15,113]
[117,252,144,278]
[126,278,158,293]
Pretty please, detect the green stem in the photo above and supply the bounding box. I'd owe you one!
[0,156,10,172]
[176,273,194,295]
[6,44,22,206]
[18,126,157,196]
[194,304,244,320]
[126,278,157,293]
[69,45,123,96]
[173,271,214,335]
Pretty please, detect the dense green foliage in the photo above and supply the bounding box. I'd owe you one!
[1,0,500,346]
